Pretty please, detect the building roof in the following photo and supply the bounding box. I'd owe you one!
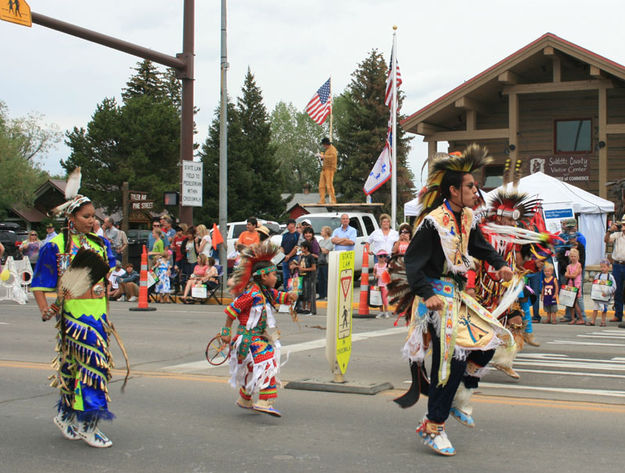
[402,33,625,133]
[9,206,47,223]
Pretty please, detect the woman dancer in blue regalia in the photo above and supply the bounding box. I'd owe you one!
[32,169,117,448]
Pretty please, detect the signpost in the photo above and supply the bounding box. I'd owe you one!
[0,0,31,27]
[129,190,152,224]
[325,250,354,382]
[181,161,203,207]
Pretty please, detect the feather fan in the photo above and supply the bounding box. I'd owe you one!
[59,249,110,298]
[387,255,415,321]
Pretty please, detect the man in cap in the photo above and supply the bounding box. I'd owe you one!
[317,137,337,204]
[43,223,58,245]
[605,215,625,326]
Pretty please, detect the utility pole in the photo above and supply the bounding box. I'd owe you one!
[219,0,228,290]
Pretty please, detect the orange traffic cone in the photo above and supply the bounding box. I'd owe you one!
[129,245,156,312]
[354,243,374,318]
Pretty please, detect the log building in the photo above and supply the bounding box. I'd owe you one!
[402,33,625,199]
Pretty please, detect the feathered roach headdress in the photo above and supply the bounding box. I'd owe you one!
[415,144,493,226]
[49,168,91,217]
[229,241,280,296]
[486,189,542,226]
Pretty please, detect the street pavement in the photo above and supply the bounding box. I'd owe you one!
[1,298,624,473]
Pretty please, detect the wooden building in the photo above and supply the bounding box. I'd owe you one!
[402,33,625,198]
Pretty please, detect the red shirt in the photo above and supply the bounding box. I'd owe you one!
[172,235,186,262]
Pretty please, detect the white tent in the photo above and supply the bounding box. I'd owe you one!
[486,172,615,265]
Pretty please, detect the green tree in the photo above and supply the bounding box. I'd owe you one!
[334,49,414,214]
[270,101,324,194]
[121,59,163,103]
[198,69,285,223]
[63,61,182,214]
[0,101,57,217]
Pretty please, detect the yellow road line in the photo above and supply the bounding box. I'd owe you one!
[4,360,624,413]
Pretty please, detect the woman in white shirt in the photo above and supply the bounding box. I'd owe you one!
[368,213,399,262]
[195,224,213,258]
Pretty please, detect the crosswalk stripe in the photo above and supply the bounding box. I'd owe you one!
[548,340,625,347]
[478,382,625,398]
[163,326,408,373]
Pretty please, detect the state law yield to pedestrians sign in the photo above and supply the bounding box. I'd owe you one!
[325,250,354,376]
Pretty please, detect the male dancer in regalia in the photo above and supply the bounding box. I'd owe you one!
[391,144,513,456]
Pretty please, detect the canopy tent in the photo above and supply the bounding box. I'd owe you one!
[403,172,614,265]
[485,172,615,265]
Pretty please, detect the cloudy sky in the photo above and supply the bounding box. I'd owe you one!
[2,0,624,189]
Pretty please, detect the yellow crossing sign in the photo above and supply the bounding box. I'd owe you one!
[1,0,32,27]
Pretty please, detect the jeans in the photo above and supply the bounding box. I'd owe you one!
[526,272,542,318]
[613,263,625,321]
[317,264,328,299]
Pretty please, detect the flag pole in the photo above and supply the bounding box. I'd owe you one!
[329,76,333,141]
[391,26,398,229]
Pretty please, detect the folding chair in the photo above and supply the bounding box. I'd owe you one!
[206,265,223,305]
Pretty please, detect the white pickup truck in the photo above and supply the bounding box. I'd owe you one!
[271,212,380,272]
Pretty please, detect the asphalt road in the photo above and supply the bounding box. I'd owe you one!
[1,299,624,473]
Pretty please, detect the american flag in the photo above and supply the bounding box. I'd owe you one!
[305,78,332,125]
[384,46,402,108]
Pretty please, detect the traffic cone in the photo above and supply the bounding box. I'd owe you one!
[353,242,374,318]
[129,245,156,312]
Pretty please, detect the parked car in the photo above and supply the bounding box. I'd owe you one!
[126,229,152,268]
[269,212,380,272]
[0,223,26,263]
[218,219,282,256]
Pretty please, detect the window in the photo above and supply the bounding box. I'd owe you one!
[362,216,375,236]
[555,119,592,153]
[482,165,504,190]
[349,217,363,237]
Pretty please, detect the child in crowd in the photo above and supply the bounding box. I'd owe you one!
[589,259,616,327]
[392,223,412,256]
[564,248,584,325]
[297,240,316,315]
[374,250,391,318]
[153,251,171,302]
[541,262,559,324]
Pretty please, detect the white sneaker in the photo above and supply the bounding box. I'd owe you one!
[78,419,113,448]
[118,295,126,302]
[128,296,137,302]
[53,413,80,441]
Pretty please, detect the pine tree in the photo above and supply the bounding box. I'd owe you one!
[237,69,284,220]
[334,49,414,215]
[121,59,163,103]
[198,70,285,223]
[63,62,182,214]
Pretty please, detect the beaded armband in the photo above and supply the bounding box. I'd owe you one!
[221,327,231,337]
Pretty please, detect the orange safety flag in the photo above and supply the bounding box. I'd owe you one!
[212,223,224,250]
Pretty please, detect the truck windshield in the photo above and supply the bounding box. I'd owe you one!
[298,217,342,234]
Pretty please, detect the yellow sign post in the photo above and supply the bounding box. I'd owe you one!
[325,250,354,382]
[0,0,32,27]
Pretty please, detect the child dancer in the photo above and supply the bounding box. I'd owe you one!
[589,259,616,327]
[374,250,391,318]
[565,248,584,325]
[220,242,297,417]
[541,262,559,324]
